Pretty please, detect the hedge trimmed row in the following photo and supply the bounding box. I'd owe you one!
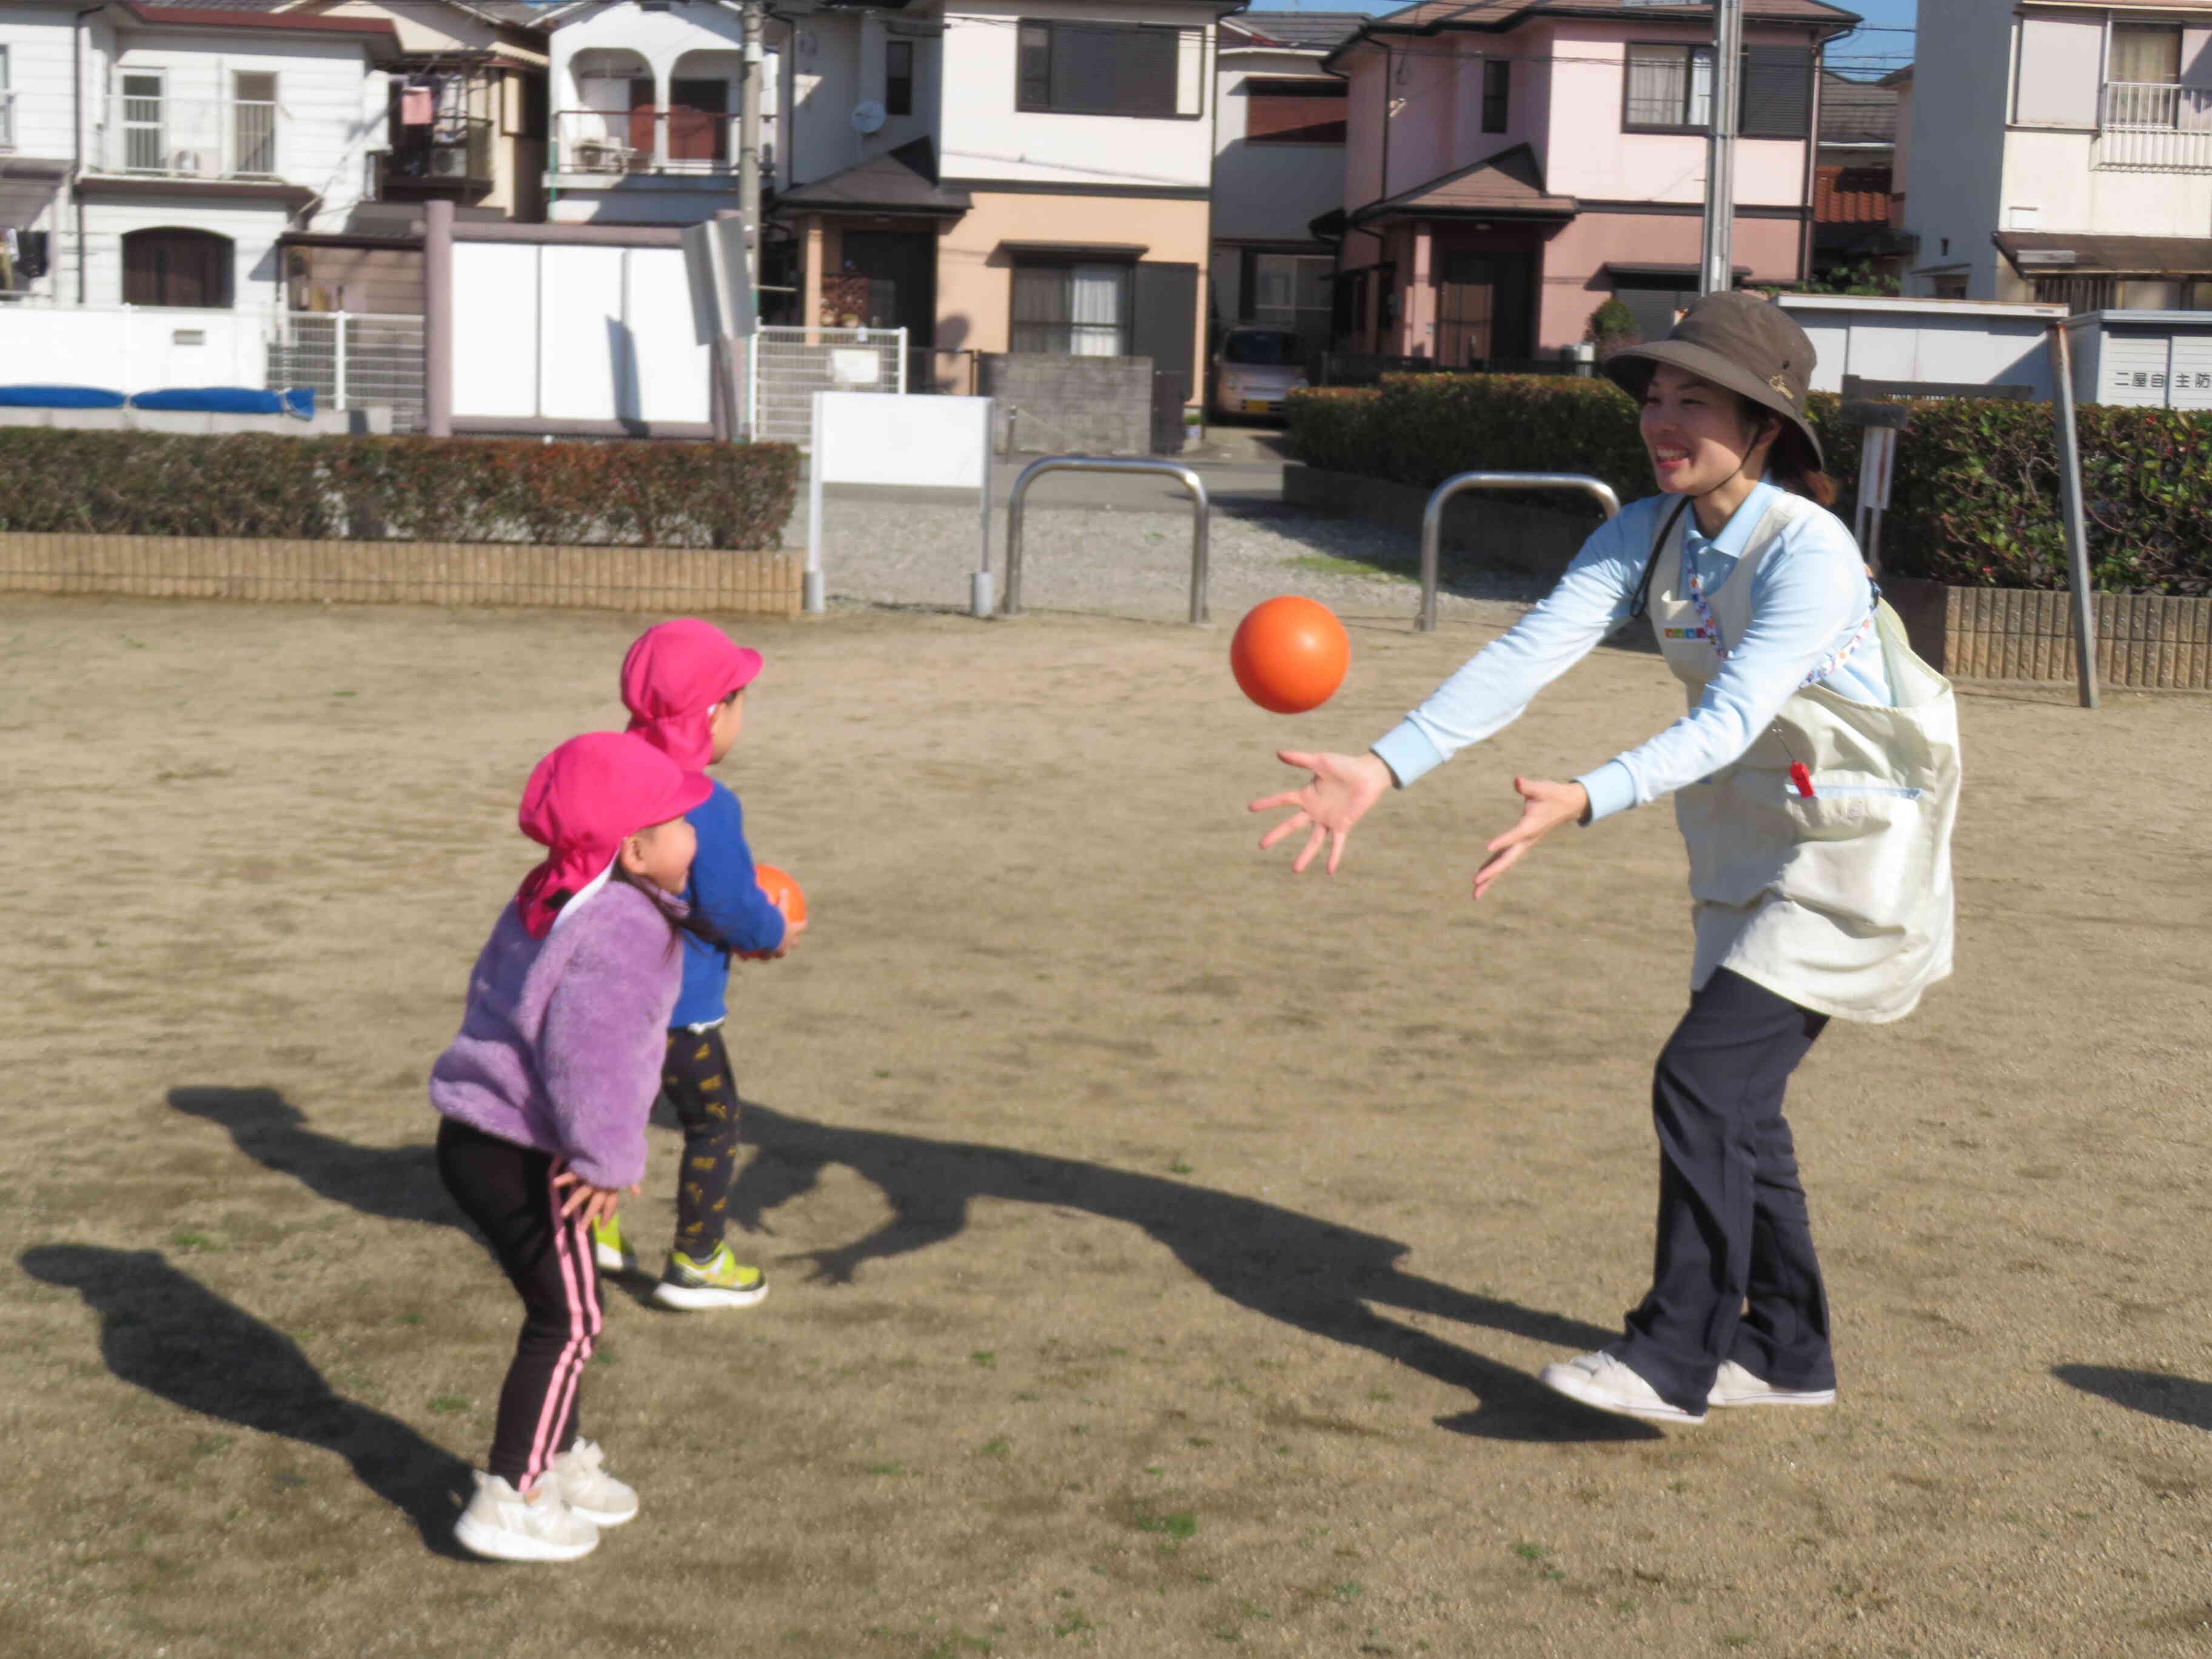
[0,431,800,550]
[1285,374,2212,595]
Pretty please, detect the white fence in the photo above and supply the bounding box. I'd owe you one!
[0,302,269,392]
[748,326,907,449]
[452,238,710,427]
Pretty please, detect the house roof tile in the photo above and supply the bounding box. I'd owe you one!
[772,138,972,218]
[1223,12,1369,50]
[1818,70,1900,145]
[1345,0,1858,42]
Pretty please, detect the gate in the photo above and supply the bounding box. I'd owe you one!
[267,312,427,433]
[746,325,908,449]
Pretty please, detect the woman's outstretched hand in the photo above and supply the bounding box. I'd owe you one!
[1250,750,1393,874]
[1473,776,1589,900]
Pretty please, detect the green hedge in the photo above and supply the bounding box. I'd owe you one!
[1285,374,2212,595]
[0,431,800,550]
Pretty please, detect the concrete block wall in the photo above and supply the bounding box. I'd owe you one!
[981,355,1154,457]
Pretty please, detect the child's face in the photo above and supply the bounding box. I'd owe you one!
[708,687,746,765]
[621,814,697,895]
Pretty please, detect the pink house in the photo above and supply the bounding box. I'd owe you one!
[1326,0,1857,363]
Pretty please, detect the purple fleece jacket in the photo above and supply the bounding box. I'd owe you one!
[428,882,682,1189]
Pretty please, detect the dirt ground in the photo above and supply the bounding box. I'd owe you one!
[3,590,2209,1659]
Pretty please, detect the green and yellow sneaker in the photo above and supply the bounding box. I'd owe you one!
[652,1242,769,1311]
[590,1213,640,1278]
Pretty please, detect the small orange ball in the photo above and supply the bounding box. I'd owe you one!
[754,862,806,925]
[1230,596,1350,714]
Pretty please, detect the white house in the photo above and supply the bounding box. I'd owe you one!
[0,1,404,310]
[1210,10,1358,351]
[1905,0,2212,308]
[538,0,786,226]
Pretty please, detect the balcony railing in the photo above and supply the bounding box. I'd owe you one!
[552,108,745,177]
[2096,80,2212,173]
[382,114,494,188]
[96,96,284,179]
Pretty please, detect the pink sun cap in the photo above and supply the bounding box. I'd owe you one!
[513,731,713,937]
[619,618,764,773]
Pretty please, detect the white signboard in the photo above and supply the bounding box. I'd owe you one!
[806,392,996,614]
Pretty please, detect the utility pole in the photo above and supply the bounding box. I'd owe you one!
[1698,0,1743,295]
[736,0,764,436]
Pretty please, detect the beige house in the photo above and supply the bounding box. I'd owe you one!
[769,0,1241,421]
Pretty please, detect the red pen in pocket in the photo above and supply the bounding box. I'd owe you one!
[1789,762,1815,799]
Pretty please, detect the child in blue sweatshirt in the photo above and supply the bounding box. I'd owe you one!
[594,618,805,1309]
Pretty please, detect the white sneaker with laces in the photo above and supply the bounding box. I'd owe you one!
[453,1470,600,1562]
[546,1439,639,1526]
[1708,1359,1835,1408]
[1538,1350,1706,1424]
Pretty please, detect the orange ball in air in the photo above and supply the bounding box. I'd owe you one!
[1230,596,1350,714]
[754,862,806,926]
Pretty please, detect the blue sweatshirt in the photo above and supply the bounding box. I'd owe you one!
[671,779,788,1028]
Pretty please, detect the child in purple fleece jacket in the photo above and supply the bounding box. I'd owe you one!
[429,730,711,1564]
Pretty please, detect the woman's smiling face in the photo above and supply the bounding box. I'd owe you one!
[1638,363,1772,497]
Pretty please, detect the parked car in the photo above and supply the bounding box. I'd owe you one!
[1212,326,1308,419]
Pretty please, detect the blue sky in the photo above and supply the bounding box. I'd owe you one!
[1338,0,1918,80]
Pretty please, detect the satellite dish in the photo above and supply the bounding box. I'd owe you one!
[851,99,886,135]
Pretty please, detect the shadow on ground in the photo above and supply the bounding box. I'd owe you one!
[726,1102,1649,1443]
[166,1086,1650,1443]
[2054,1364,2212,1431]
[19,1245,475,1557]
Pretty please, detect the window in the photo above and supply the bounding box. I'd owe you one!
[1245,78,1346,144]
[121,70,164,171]
[2111,24,2183,87]
[668,77,728,163]
[2033,273,2115,313]
[1481,58,1509,133]
[1011,261,1130,354]
[1018,21,1199,118]
[1246,251,1332,329]
[1930,273,1968,300]
[886,38,913,118]
[1610,273,1695,343]
[1737,47,1811,137]
[233,71,277,175]
[1624,44,1711,130]
[122,227,232,307]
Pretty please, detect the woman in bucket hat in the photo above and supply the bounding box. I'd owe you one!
[1252,292,1961,1425]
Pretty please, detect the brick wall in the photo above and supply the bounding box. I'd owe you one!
[981,355,1155,457]
[0,534,805,617]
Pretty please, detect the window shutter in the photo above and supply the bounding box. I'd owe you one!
[2013,15,2102,127]
[1018,24,1051,110]
[1737,46,1810,138]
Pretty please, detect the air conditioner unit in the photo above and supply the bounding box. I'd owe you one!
[428,144,471,179]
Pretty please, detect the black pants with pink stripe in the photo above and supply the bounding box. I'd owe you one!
[436,1118,603,1492]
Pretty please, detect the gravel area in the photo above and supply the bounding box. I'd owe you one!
[796,494,1552,627]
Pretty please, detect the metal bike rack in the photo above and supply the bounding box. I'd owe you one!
[1002,455,1212,625]
[1418,472,1622,632]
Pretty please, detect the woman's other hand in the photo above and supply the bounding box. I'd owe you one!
[1250,750,1393,874]
[1473,777,1589,900]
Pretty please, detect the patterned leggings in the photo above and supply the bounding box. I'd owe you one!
[664,1025,742,1261]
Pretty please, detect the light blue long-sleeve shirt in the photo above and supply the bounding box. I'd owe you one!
[1370,482,1892,822]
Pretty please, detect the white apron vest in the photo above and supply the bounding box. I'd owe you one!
[1647,493,1961,1024]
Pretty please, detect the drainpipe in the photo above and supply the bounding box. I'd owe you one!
[1797,35,1824,284]
[74,2,99,304]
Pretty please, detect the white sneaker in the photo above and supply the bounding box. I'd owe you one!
[453,1470,600,1562]
[1538,1351,1706,1424]
[1709,1359,1835,1408]
[546,1439,639,1527]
